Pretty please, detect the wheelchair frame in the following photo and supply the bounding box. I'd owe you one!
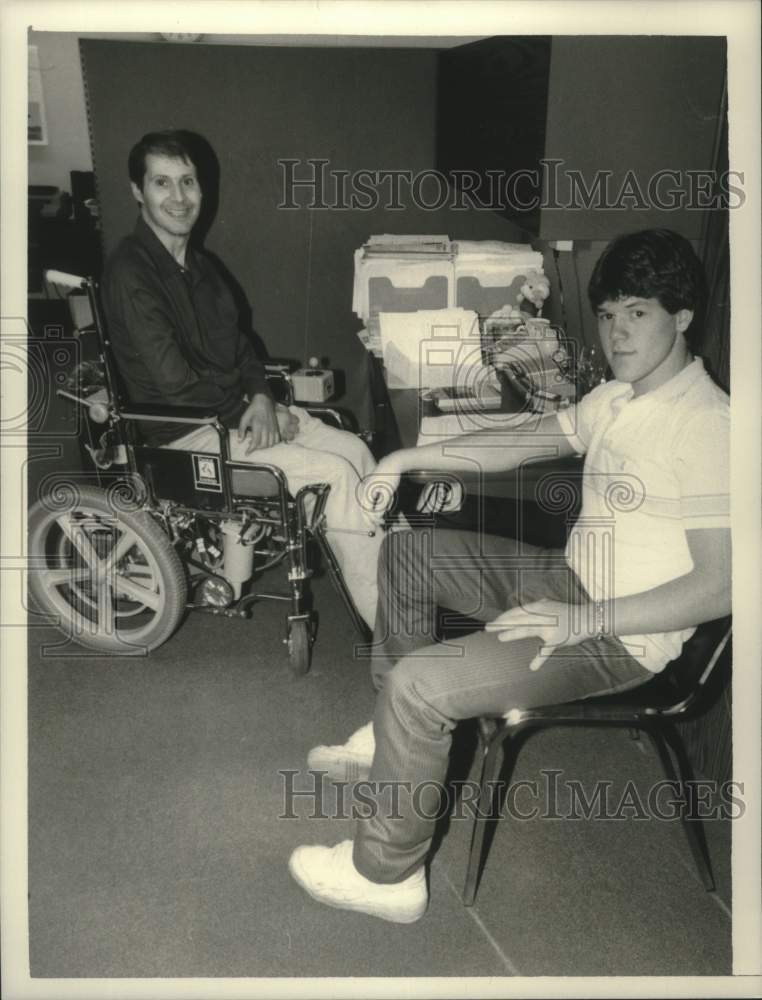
[29,271,370,673]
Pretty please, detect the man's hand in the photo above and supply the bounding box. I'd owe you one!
[361,453,405,523]
[238,393,281,453]
[275,403,300,443]
[485,599,592,672]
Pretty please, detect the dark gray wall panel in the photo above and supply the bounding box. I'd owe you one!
[80,39,525,427]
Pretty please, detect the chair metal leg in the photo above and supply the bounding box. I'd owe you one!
[661,723,716,892]
[463,729,507,906]
[647,725,715,892]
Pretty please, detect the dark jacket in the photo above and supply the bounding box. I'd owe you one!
[101,217,271,445]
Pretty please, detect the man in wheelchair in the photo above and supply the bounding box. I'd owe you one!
[100,129,381,632]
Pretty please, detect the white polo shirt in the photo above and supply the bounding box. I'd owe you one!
[556,357,730,672]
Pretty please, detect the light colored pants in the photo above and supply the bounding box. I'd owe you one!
[165,406,381,629]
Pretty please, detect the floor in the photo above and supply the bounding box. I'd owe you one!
[27,569,732,981]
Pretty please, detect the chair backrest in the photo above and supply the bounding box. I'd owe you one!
[661,616,732,709]
[87,281,133,412]
[63,278,131,413]
[66,289,96,337]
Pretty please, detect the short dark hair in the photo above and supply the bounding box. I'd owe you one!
[588,229,707,348]
[127,130,201,190]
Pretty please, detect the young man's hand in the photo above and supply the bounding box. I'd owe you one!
[238,393,281,453]
[485,599,593,672]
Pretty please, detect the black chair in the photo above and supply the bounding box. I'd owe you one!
[463,616,732,905]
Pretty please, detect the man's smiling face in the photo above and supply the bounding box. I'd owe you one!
[131,153,201,248]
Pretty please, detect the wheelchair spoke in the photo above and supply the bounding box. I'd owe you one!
[44,567,91,588]
[56,514,106,575]
[113,574,161,611]
[95,576,115,634]
[102,526,141,577]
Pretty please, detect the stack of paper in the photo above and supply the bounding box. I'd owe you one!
[454,240,542,259]
[353,236,455,320]
[353,236,548,373]
[454,241,544,288]
[353,236,545,323]
[378,308,489,391]
[364,234,453,256]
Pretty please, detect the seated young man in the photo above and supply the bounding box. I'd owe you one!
[101,129,381,628]
[289,228,731,923]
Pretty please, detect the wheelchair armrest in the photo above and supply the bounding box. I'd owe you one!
[264,364,295,405]
[120,403,219,425]
[303,404,357,433]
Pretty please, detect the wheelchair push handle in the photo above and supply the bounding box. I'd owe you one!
[45,269,88,290]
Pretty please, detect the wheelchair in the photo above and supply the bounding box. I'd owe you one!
[28,271,370,674]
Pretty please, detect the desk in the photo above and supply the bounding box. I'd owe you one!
[387,387,423,450]
[378,370,583,547]
[381,361,532,450]
[369,353,526,454]
[403,455,583,549]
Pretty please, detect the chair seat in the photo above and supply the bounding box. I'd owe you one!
[495,673,677,726]
[465,618,732,906]
[495,617,731,726]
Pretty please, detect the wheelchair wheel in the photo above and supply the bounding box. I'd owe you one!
[28,484,187,655]
[287,617,312,676]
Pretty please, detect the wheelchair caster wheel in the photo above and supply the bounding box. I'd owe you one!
[287,618,312,676]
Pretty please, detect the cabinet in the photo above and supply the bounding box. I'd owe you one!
[437,36,727,240]
[28,214,102,292]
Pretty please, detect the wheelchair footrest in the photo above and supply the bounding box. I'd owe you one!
[247,591,292,603]
[191,604,249,618]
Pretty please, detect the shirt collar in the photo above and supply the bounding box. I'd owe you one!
[132,216,200,281]
[610,356,706,408]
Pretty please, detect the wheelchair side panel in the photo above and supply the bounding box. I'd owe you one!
[135,448,228,511]
[134,447,284,510]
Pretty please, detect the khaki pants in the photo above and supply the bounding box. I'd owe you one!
[166,406,382,629]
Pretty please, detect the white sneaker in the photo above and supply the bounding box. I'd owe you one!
[288,839,427,923]
[307,721,375,781]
